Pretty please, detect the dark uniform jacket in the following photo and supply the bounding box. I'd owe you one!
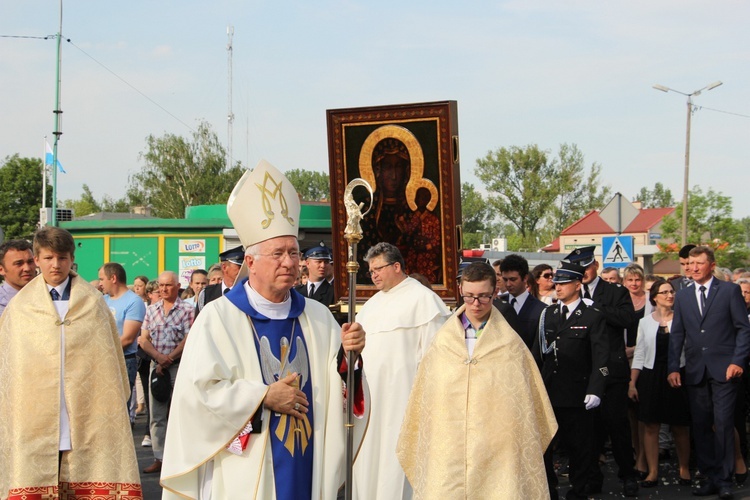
[534,301,610,408]
[589,279,634,382]
[295,279,335,308]
[196,283,226,315]
[515,295,547,351]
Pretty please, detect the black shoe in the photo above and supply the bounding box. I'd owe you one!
[692,481,718,496]
[679,477,693,486]
[623,477,639,497]
[584,483,602,495]
[735,471,747,485]
[718,485,734,499]
[640,479,658,488]
[564,489,587,500]
[635,469,648,480]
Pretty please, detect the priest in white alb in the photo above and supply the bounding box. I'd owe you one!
[160,160,369,499]
[353,242,450,500]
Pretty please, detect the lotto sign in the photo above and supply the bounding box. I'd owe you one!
[179,239,206,253]
[601,236,633,269]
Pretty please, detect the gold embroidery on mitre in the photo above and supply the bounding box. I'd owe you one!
[255,172,295,229]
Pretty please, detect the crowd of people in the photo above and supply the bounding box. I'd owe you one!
[2,162,750,500]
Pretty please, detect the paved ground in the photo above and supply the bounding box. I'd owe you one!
[132,409,750,499]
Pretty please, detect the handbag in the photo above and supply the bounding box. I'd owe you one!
[150,368,172,403]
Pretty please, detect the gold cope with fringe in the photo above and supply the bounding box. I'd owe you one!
[0,273,141,499]
[397,304,558,500]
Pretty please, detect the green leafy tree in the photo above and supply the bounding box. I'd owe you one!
[0,155,52,239]
[634,182,675,208]
[660,186,748,267]
[460,182,490,249]
[60,184,101,217]
[285,169,330,201]
[547,144,611,234]
[129,121,244,218]
[475,143,609,250]
[60,184,131,217]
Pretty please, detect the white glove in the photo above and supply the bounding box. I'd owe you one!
[584,394,601,410]
[582,298,594,306]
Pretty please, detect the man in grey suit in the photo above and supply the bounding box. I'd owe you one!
[668,245,750,499]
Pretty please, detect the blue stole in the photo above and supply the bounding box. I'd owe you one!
[226,280,314,500]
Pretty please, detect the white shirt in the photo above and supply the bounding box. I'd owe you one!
[560,298,582,320]
[47,277,72,451]
[509,290,529,314]
[694,277,714,315]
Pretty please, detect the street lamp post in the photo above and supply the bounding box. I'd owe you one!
[652,81,722,247]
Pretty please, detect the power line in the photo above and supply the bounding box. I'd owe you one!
[0,34,55,39]
[66,39,197,133]
[696,105,750,120]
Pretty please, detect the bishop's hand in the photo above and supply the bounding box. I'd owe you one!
[264,372,308,417]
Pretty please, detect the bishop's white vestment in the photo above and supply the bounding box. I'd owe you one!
[160,281,368,499]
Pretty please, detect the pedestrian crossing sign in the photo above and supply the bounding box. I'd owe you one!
[601,235,633,268]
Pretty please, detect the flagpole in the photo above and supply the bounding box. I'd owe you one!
[50,0,63,227]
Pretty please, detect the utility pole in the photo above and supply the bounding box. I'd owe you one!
[227,25,234,171]
[51,0,64,226]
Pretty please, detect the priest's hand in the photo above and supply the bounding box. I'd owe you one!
[341,322,365,357]
[264,372,309,417]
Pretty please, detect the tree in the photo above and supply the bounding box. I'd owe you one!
[285,169,330,201]
[634,182,675,208]
[547,144,611,234]
[60,184,131,217]
[660,186,748,267]
[129,121,244,218]
[60,184,101,217]
[475,143,609,250]
[460,182,490,249]
[0,155,52,239]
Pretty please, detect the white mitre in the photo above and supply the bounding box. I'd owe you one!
[227,159,301,283]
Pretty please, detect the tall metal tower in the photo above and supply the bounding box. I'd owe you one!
[226,25,234,170]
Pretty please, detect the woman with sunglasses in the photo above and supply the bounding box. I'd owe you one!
[628,278,691,487]
[532,264,557,305]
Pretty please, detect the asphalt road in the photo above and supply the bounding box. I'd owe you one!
[131,410,750,499]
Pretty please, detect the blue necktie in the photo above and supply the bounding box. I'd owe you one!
[50,289,61,301]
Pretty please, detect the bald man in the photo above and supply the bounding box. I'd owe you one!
[138,271,195,474]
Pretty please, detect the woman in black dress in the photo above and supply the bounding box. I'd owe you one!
[628,278,691,487]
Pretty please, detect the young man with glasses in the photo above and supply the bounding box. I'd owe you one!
[398,262,556,498]
[352,242,450,500]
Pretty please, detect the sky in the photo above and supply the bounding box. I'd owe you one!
[1,1,749,220]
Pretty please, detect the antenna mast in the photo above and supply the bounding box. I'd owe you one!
[226,25,234,170]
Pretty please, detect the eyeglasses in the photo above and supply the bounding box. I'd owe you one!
[366,262,394,278]
[256,250,301,261]
[541,273,554,279]
[462,295,493,305]
[656,289,676,296]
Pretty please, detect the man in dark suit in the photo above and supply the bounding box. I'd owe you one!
[534,261,610,500]
[668,245,750,499]
[196,245,243,314]
[499,254,545,350]
[294,244,335,307]
[564,246,638,497]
